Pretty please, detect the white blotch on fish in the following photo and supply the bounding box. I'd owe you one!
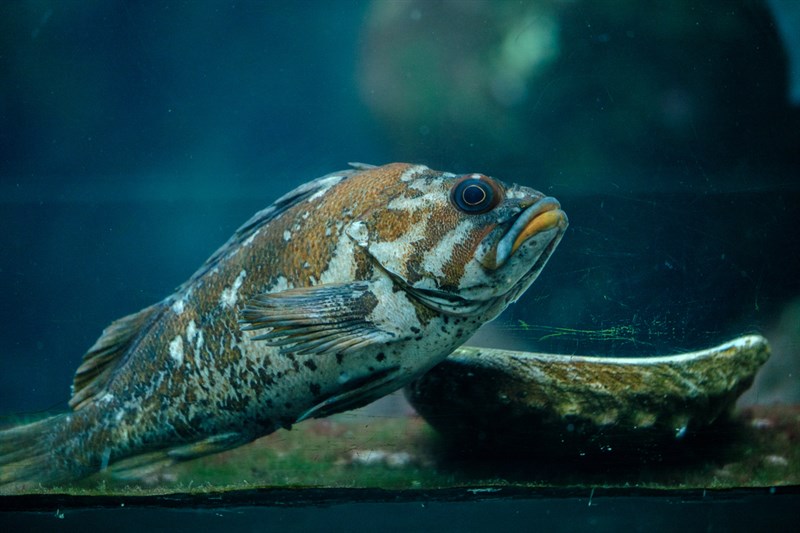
[169,335,184,365]
[220,270,247,308]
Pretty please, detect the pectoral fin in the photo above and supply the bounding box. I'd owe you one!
[239,282,402,356]
[297,365,402,423]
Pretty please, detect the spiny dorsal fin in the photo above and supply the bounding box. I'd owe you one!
[69,304,161,410]
[347,162,377,170]
[176,168,358,292]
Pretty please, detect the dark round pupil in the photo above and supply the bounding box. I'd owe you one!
[462,184,487,206]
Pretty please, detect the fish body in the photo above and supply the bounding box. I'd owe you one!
[0,162,567,490]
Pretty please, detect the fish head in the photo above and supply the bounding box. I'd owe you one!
[346,164,568,316]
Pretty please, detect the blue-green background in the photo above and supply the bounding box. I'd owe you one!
[1,1,799,415]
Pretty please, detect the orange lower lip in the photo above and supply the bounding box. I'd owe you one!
[490,196,567,269]
[511,209,567,255]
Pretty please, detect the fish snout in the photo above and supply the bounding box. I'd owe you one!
[493,197,568,268]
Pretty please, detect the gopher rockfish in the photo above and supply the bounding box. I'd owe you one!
[0,162,567,490]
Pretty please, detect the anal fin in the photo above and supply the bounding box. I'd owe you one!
[108,432,248,481]
[297,365,401,423]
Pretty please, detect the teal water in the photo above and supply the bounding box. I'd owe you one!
[1,0,798,527]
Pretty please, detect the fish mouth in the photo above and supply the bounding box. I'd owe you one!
[490,197,568,269]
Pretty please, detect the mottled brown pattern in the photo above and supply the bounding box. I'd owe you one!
[237,163,420,288]
[425,204,462,272]
[371,206,429,244]
[0,162,568,492]
[442,222,497,290]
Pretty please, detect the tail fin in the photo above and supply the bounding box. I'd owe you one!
[0,414,81,493]
[1,414,252,492]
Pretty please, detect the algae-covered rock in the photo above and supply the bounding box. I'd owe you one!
[406,335,770,454]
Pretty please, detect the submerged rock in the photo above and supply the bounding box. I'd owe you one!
[405,335,770,455]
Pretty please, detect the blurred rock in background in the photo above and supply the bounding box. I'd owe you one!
[359,0,799,191]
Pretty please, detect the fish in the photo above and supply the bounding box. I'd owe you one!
[0,162,568,491]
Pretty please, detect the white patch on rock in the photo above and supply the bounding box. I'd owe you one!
[283,230,292,242]
[169,335,184,365]
[220,270,247,308]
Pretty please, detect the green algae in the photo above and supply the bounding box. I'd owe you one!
[5,404,798,497]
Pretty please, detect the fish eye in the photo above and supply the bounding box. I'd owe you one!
[450,175,502,214]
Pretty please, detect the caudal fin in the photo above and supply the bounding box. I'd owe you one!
[0,414,79,493]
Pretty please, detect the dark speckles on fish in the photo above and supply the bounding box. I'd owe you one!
[0,162,568,491]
